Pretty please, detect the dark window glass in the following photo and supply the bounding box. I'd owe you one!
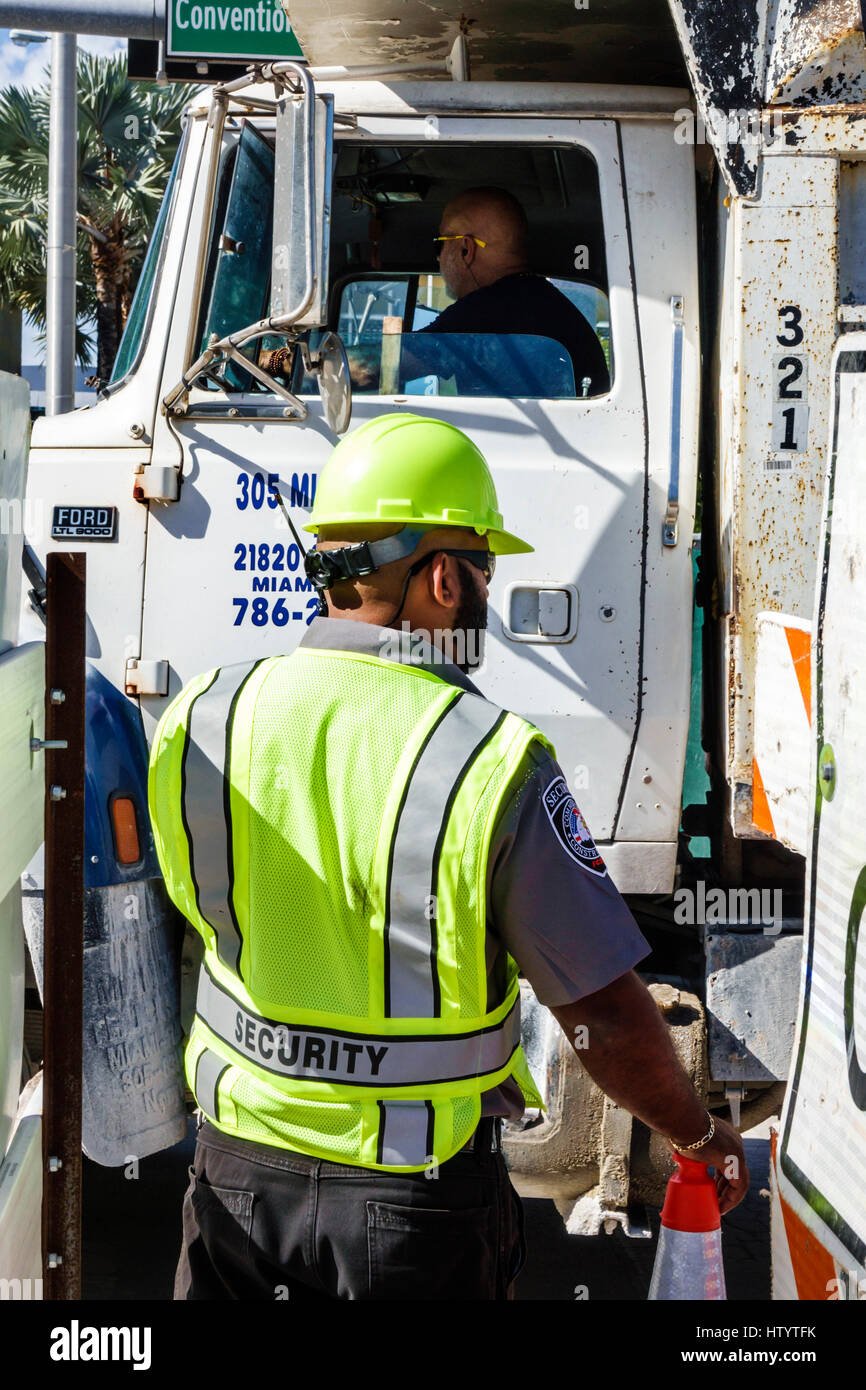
[343,331,576,399]
[196,123,275,392]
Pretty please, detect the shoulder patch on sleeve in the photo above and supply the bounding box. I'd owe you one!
[542,776,607,877]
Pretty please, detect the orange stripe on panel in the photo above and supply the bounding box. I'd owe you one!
[784,627,812,726]
[771,1132,837,1301]
[751,757,775,836]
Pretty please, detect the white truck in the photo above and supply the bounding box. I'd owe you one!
[4,0,866,1297]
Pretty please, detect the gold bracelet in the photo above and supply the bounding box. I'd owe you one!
[669,1111,715,1152]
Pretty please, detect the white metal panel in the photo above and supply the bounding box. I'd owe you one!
[722,153,838,835]
[0,369,39,1207]
[0,640,42,1159]
[769,1134,800,1301]
[602,840,676,894]
[21,121,209,690]
[766,109,866,159]
[0,372,29,656]
[0,886,25,1166]
[0,644,44,906]
[611,121,700,847]
[23,452,151,695]
[765,0,866,104]
[0,1082,42,1288]
[779,332,866,1272]
[313,80,692,118]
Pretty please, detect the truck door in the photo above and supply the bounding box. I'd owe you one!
[141,93,698,892]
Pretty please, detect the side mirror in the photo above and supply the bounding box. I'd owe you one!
[307,331,352,435]
[271,80,334,329]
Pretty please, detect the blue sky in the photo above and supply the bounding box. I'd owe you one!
[0,28,127,365]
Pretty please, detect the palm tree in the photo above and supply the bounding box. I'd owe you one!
[0,53,196,379]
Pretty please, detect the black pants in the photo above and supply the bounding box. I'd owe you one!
[175,1119,526,1301]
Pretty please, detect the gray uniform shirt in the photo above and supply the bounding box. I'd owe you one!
[300,617,650,1118]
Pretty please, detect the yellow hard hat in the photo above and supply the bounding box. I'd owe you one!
[305,413,533,554]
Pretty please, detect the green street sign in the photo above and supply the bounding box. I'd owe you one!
[167,0,303,62]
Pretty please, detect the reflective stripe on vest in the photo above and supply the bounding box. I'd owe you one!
[195,963,521,1088]
[195,1046,229,1124]
[384,692,507,1018]
[180,659,264,972]
[377,1100,435,1167]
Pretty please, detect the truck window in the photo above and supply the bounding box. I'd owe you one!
[313,140,612,400]
[110,134,185,386]
[335,327,576,398]
[188,133,611,401]
[326,270,607,398]
[196,121,275,392]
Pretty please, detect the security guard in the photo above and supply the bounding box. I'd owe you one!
[149,413,747,1301]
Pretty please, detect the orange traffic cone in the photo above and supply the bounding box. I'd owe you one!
[648,1153,727,1300]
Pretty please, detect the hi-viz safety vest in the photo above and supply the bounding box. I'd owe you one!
[148,642,552,1172]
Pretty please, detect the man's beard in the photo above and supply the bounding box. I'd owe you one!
[451,563,488,674]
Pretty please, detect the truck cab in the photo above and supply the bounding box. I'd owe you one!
[15,0,866,1270]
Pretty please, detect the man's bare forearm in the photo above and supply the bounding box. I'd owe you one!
[550,969,709,1144]
[550,969,749,1213]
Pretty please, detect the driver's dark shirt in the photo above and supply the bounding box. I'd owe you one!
[421,272,610,395]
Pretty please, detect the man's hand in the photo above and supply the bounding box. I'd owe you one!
[345,345,381,391]
[668,1115,749,1216]
[551,970,750,1215]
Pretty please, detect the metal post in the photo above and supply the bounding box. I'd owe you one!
[45,32,77,417]
[0,2,164,38]
[41,552,86,1300]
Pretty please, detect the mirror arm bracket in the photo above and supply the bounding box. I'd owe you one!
[163,315,308,415]
[162,323,314,418]
[223,344,307,417]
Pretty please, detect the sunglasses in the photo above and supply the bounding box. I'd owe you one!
[408,548,496,584]
[433,233,488,249]
[446,549,496,583]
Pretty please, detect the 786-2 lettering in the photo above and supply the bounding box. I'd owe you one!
[232,595,319,627]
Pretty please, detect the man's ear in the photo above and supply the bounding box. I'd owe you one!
[428,553,461,611]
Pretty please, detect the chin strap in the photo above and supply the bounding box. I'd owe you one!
[384,551,439,627]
